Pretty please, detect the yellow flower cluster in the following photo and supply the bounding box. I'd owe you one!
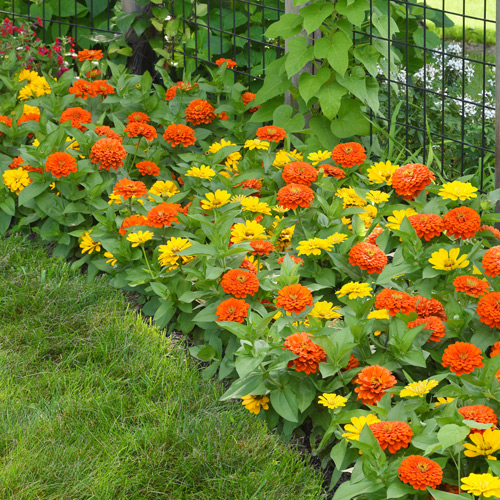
[18,70,51,101]
[2,168,31,194]
[150,180,179,198]
[366,160,399,185]
[158,237,194,270]
[186,165,216,180]
[80,232,101,255]
[272,149,302,168]
[240,196,271,215]
[296,233,347,256]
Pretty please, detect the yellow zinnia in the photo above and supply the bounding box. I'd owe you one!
[80,232,101,255]
[335,186,367,208]
[208,139,241,168]
[318,393,347,410]
[126,230,154,247]
[307,150,331,165]
[244,139,270,150]
[241,394,269,415]
[366,190,390,204]
[158,237,194,270]
[461,473,500,497]
[464,428,500,460]
[386,208,418,230]
[366,160,399,185]
[309,301,342,320]
[186,164,216,180]
[272,149,303,168]
[435,397,455,407]
[230,220,267,244]
[240,196,271,215]
[201,189,232,210]
[104,251,117,266]
[2,168,31,195]
[428,248,469,271]
[296,237,333,256]
[400,379,439,398]
[336,282,373,299]
[439,180,478,201]
[149,180,180,198]
[367,309,390,320]
[342,415,380,441]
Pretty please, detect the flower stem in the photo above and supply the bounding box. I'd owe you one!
[141,246,154,278]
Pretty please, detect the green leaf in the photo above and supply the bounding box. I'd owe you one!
[330,97,370,138]
[353,46,381,77]
[285,37,314,77]
[272,104,305,133]
[316,32,352,77]
[437,424,469,450]
[427,489,472,500]
[264,13,304,39]
[253,60,290,106]
[18,181,50,207]
[335,0,369,26]
[317,81,346,120]
[337,67,379,113]
[270,389,299,423]
[220,374,267,400]
[298,67,331,104]
[332,479,384,500]
[300,2,334,34]
[387,482,416,499]
[190,345,216,362]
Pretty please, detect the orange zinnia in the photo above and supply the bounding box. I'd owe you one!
[398,455,443,491]
[240,258,258,274]
[216,298,249,323]
[124,122,157,141]
[364,227,384,245]
[220,269,259,298]
[119,215,153,236]
[283,332,326,375]
[391,163,435,200]
[348,242,387,274]
[331,142,366,168]
[9,156,42,174]
[17,113,41,125]
[477,292,500,328]
[45,152,77,178]
[453,275,490,297]
[136,161,160,176]
[443,206,481,240]
[0,115,13,135]
[320,164,346,179]
[482,246,500,278]
[147,202,182,228]
[354,365,397,405]
[276,183,314,209]
[90,137,127,171]
[113,179,148,200]
[369,421,413,454]
[282,162,318,186]
[91,80,115,98]
[491,341,500,358]
[77,49,103,61]
[163,124,196,147]
[256,126,287,143]
[69,79,96,99]
[126,112,150,124]
[407,315,446,342]
[250,240,275,256]
[277,255,304,265]
[374,289,416,316]
[242,92,259,112]
[276,284,313,315]
[458,404,498,435]
[442,341,484,376]
[60,107,92,131]
[165,86,177,101]
[93,125,122,141]
[408,213,444,241]
[414,295,447,320]
[480,224,500,239]
[215,57,237,68]
[342,353,359,371]
[185,99,216,125]
[239,178,262,193]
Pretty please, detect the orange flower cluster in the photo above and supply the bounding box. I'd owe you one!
[185,99,216,125]
[482,246,500,278]
[119,215,153,236]
[240,258,258,274]
[94,125,122,141]
[90,137,127,171]
[221,269,259,298]
[320,164,346,179]
[60,106,92,131]
[277,255,304,265]
[453,275,489,297]
[353,365,396,405]
[242,92,259,112]
[375,289,416,316]
[69,79,114,99]
[136,161,160,176]
[408,213,444,241]
[215,58,237,68]
[45,152,78,178]
[126,112,150,123]
[276,183,314,209]
[165,81,197,101]
[250,240,275,255]
[17,113,40,125]
[331,142,366,168]
[481,224,500,239]
[443,206,481,239]
[415,295,447,320]
[86,68,102,78]
[491,340,500,357]
[124,122,157,141]
[441,341,484,376]
[342,353,359,371]
[9,156,42,174]
[216,298,249,323]
[163,124,196,147]
[477,292,500,328]
[256,126,287,143]
[0,115,12,137]
[147,202,182,228]
[458,404,498,434]
[282,162,318,186]
[283,332,326,374]
[398,455,443,491]
[407,315,446,342]
[369,420,413,453]
[391,163,435,200]
[239,178,262,193]
[113,179,148,200]
[276,284,313,315]
[77,49,103,61]
[365,227,384,245]
[348,242,387,274]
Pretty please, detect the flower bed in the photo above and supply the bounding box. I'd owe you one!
[2,30,500,500]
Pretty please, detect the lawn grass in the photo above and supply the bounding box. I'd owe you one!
[0,234,326,500]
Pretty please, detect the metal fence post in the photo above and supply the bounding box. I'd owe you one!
[496,0,500,210]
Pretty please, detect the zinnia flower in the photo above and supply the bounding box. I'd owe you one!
[113,179,148,200]
[124,122,157,141]
[44,152,77,178]
[242,91,259,112]
[60,106,92,131]
[414,295,447,320]
[309,301,342,320]
[126,230,154,247]
[336,282,373,300]
[282,161,318,186]
[428,248,469,271]
[481,224,500,239]
[482,246,500,278]
[256,126,287,143]
[147,202,182,228]
[477,292,500,328]
[461,473,500,497]
[216,298,250,323]
[158,237,194,270]
[241,394,269,415]
[276,284,313,315]
[442,341,484,376]
[220,269,259,298]
[231,220,267,244]
[366,190,390,204]
[163,124,196,147]
[283,331,326,374]
[104,251,117,266]
[118,215,152,236]
[453,275,490,297]
[367,160,399,185]
[458,405,498,435]
[463,428,500,460]
[215,57,237,68]
[391,163,435,200]
[273,149,303,168]
[491,340,500,357]
[136,161,160,176]
[398,455,443,490]
[296,237,334,256]
[94,125,122,141]
[277,254,304,266]
[407,316,446,342]
[368,309,390,320]
[320,164,346,179]
[443,206,481,239]
[318,393,347,410]
[186,165,216,179]
[342,415,380,441]
[370,421,413,454]
[307,150,331,165]
[353,365,397,405]
[374,289,416,316]
[331,142,366,168]
[201,190,231,210]
[439,180,478,201]
[276,183,314,209]
[400,379,439,398]
[2,168,31,194]
[78,49,103,61]
[126,112,150,123]
[90,138,127,171]
[240,197,271,215]
[250,240,275,255]
[80,231,101,255]
[408,213,444,241]
[386,208,418,230]
[348,242,387,274]
[149,181,179,199]
[343,353,360,371]
[185,99,216,125]
[365,227,384,245]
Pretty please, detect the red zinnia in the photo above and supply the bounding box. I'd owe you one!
[276,284,313,315]
[90,138,127,171]
[276,183,314,209]
[443,206,481,240]
[0,115,13,134]
[256,126,287,143]
[391,163,435,200]
[283,332,326,375]
[477,291,500,328]
[482,246,500,278]
[348,242,387,274]
[282,161,318,186]
[185,99,216,125]
[91,80,115,98]
[453,275,490,297]
[408,213,444,241]
[113,179,148,200]
[480,224,500,239]
[353,365,397,405]
[250,240,275,256]
[45,152,77,178]
[441,341,484,376]
[147,202,182,228]
[369,421,413,454]
[216,298,249,323]
[69,79,96,99]
[331,142,366,168]
[398,455,443,491]
[277,255,304,265]
[220,269,259,298]
[163,124,196,147]
[240,258,258,274]
[342,353,359,371]
[407,315,446,342]
[374,289,416,316]
[17,113,40,125]
[491,340,500,358]
[458,404,498,435]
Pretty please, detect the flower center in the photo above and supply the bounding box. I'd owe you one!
[416,462,428,472]
[344,147,353,154]
[236,275,247,283]
[459,352,469,360]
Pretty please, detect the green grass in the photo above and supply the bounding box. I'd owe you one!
[0,235,326,500]
[425,0,496,45]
